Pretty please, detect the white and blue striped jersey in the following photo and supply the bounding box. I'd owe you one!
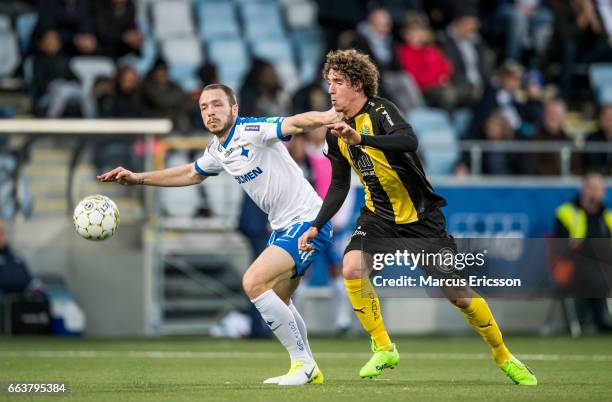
[195,117,322,231]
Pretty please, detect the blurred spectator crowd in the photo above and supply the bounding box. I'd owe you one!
[0,0,610,176]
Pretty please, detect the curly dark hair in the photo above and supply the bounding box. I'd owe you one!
[322,49,379,97]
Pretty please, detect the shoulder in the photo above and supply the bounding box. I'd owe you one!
[371,97,404,118]
[239,116,284,125]
[237,116,284,132]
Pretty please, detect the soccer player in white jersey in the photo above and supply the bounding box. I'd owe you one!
[98,83,342,386]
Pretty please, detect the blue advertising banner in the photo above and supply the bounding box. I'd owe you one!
[306,182,612,287]
[438,184,612,237]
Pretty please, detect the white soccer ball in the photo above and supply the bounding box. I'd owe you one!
[73,195,120,241]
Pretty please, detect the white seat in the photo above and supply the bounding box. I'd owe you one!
[70,56,116,116]
[292,28,323,83]
[589,63,612,103]
[122,32,157,77]
[598,84,612,105]
[15,12,38,54]
[284,0,318,29]
[408,108,458,175]
[0,32,19,77]
[70,56,116,90]
[197,1,239,40]
[241,1,284,40]
[160,36,204,91]
[452,108,472,139]
[251,38,293,65]
[408,107,454,132]
[252,38,300,92]
[208,38,250,91]
[161,36,203,65]
[151,0,195,39]
[0,14,10,32]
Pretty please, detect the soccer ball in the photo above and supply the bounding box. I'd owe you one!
[73,195,120,241]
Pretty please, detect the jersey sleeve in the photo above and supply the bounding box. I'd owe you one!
[375,99,411,135]
[240,116,288,146]
[194,143,223,177]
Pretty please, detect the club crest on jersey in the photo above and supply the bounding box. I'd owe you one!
[360,127,370,136]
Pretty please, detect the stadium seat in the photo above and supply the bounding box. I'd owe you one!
[452,108,472,139]
[135,1,152,37]
[122,32,157,77]
[589,63,612,103]
[207,38,250,92]
[408,107,454,133]
[251,38,293,65]
[283,0,318,29]
[597,84,612,105]
[241,1,285,40]
[251,38,300,93]
[291,28,324,83]
[0,14,10,32]
[160,36,204,91]
[407,107,458,175]
[69,56,116,117]
[151,0,196,39]
[0,31,20,77]
[196,1,240,40]
[15,12,37,54]
[275,62,300,94]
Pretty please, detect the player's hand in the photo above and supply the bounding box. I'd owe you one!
[298,227,319,251]
[325,107,344,124]
[327,122,361,146]
[97,166,142,186]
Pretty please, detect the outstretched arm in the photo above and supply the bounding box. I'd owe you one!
[280,107,343,136]
[97,163,206,187]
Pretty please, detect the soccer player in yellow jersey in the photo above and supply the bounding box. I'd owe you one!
[299,49,537,385]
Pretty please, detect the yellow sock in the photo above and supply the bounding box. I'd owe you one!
[459,296,511,365]
[344,277,392,350]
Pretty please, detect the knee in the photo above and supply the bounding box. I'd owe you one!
[342,262,363,280]
[242,270,268,300]
[450,296,472,309]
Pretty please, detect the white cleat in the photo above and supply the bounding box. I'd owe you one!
[263,375,283,384]
[278,361,324,386]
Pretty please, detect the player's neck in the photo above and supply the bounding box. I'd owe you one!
[344,96,368,119]
[216,116,238,144]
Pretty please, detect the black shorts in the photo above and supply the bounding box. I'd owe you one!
[345,207,460,279]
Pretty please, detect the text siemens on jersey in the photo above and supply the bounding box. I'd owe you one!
[234,167,264,184]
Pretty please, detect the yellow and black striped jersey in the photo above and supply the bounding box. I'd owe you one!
[324,97,446,225]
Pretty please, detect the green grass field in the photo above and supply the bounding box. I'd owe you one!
[1,335,611,401]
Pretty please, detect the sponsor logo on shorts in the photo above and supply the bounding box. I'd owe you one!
[352,226,367,238]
